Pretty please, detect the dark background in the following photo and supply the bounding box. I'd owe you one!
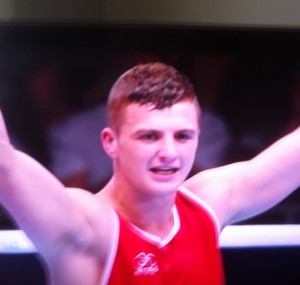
[0,247,300,285]
[0,23,299,228]
[0,22,300,285]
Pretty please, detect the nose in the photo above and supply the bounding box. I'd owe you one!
[157,136,178,162]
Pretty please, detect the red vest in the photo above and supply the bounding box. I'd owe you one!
[107,188,225,285]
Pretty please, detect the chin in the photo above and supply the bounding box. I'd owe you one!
[146,180,183,195]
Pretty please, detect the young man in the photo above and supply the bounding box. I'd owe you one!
[0,62,299,285]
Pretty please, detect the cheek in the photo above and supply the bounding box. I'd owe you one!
[117,146,151,183]
[118,142,146,164]
[121,144,157,173]
[181,143,198,164]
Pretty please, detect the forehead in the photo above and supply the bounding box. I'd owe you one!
[121,101,200,131]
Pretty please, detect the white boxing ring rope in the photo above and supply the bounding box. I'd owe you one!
[0,225,300,254]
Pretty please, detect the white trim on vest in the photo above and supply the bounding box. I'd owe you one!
[178,186,221,237]
[98,206,120,285]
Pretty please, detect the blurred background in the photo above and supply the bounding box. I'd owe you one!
[0,1,300,284]
[0,2,300,228]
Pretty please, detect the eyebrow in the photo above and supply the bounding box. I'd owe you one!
[133,129,159,135]
[133,128,197,135]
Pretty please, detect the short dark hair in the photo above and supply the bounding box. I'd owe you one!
[108,62,200,130]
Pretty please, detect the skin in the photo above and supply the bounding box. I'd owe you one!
[0,101,300,285]
[101,102,200,237]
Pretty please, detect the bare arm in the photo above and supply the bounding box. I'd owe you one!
[0,110,108,259]
[184,127,300,229]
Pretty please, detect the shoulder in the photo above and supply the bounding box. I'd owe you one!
[182,162,248,229]
[66,187,117,232]
[183,162,245,194]
[177,186,221,232]
[65,187,119,258]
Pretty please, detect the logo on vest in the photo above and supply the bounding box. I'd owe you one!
[133,252,159,276]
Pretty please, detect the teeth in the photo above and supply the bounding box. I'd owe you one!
[151,167,177,173]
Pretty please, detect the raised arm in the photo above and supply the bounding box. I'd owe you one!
[184,126,300,229]
[0,109,120,284]
[0,110,97,256]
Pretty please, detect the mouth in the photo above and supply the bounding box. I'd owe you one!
[149,167,179,175]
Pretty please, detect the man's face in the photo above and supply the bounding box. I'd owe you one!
[112,101,200,195]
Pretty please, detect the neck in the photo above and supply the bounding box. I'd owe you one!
[101,177,176,238]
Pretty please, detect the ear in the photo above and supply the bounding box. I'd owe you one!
[101,127,118,158]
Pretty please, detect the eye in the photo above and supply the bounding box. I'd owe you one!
[139,132,159,142]
[175,131,194,142]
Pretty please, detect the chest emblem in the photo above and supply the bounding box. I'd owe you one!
[133,252,159,276]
